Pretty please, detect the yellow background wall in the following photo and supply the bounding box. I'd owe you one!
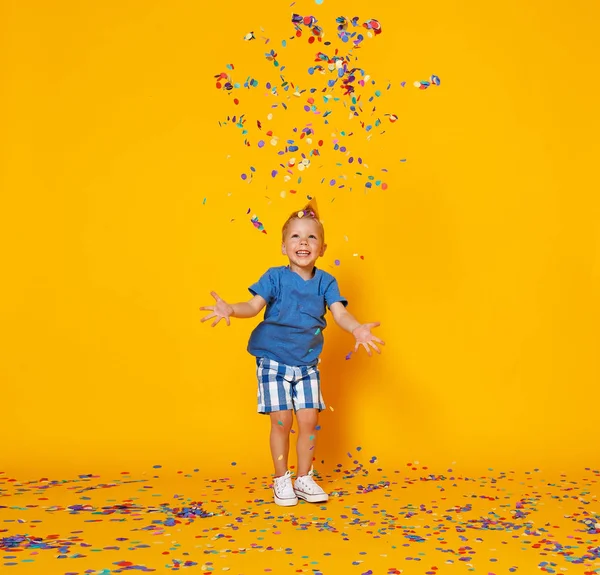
[1,0,599,475]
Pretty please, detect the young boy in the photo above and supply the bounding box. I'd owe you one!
[200,201,384,506]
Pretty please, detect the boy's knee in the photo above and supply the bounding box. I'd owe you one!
[296,408,318,429]
[269,411,293,432]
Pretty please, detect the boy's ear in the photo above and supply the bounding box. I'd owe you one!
[320,243,327,256]
[281,243,287,255]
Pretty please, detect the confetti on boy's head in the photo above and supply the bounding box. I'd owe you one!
[281,197,324,242]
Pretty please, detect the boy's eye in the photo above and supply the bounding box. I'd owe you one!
[290,233,318,240]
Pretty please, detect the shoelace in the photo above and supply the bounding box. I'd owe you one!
[274,470,294,494]
[299,465,315,479]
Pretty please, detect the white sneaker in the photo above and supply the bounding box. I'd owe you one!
[273,470,298,506]
[294,467,329,503]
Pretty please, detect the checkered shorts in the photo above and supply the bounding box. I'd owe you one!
[256,357,326,414]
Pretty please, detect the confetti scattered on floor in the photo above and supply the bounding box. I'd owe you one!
[2,462,599,574]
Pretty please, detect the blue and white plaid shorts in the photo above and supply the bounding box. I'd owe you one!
[256,357,326,414]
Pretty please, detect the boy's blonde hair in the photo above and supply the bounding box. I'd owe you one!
[281,198,325,242]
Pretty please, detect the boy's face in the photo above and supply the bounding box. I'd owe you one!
[281,218,327,271]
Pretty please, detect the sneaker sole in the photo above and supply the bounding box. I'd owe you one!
[274,494,298,506]
[294,490,329,503]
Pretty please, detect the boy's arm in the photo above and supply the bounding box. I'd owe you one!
[329,301,361,334]
[200,291,266,327]
[231,295,267,318]
[330,301,385,356]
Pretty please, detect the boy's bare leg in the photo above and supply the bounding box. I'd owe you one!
[296,408,318,476]
[269,410,293,476]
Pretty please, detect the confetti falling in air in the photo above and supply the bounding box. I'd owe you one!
[214,13,441,218]
[250,214,267,233]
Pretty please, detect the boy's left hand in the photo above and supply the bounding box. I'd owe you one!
[352,322,385,356]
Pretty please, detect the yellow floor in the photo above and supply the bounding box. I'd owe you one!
[2,462,599,575]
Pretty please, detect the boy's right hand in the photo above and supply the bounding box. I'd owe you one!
[200,291,234,327]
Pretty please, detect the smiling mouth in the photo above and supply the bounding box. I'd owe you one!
[296,251,311,257]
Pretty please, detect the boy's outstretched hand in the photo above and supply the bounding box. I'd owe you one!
[200,291,234,327]
[352,322,385,356]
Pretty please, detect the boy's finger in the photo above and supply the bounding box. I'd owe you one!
[201,313,215,322]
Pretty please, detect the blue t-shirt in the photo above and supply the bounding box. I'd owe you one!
[247,266,348,366]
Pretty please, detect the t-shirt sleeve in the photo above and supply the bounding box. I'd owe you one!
[248,268,277,304]
[324,277,348,309]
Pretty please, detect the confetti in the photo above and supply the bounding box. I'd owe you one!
[250,215,267,233]
[1,466,598,574]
